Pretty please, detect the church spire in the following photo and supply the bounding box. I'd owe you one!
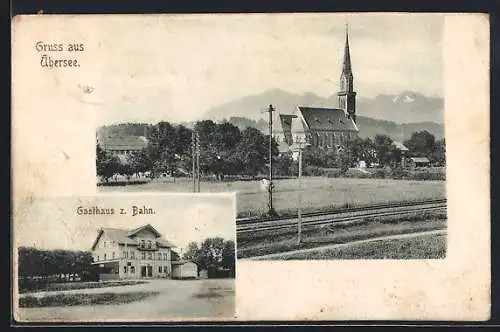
[341,23,352,78]
[337,22,357,123]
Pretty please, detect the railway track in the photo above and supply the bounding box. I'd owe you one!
[236,199,447,235]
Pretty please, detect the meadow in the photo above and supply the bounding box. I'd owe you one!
[99,177,446,217]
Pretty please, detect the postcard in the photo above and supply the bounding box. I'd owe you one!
[12,13,490,322]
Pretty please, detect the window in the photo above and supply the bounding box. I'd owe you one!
[164,266,169,274]
[140,240,145,248]
[158,266,162,273]
[163,253,168,260]
[97,255,100,261]
[131,266,135,274]
[147,240,152,249]
[112,252,115,259]
[158,253,162,260]
[130,251,135,259]
[123,251,128,259]
[104,253,107,260]
[124,266,128,274]
[141,252,146,260]
[148,252,153,260]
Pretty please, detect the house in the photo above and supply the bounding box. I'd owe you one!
[393,141,409,167]
[90,224,176,280]
[97,135,148,158]
[407,157,431,168]
[172,261,198,279]
[273,25,359,157]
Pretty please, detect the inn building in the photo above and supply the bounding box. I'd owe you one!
[91,224,196,280]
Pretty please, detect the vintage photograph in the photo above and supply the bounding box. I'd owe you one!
[94,13,446,261]
[13,194,236,322]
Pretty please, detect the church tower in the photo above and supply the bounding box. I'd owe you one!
[337,24,357,123]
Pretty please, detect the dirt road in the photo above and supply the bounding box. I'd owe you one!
[15,279,235,322]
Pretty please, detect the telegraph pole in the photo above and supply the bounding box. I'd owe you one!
[196,131,200,193]
[192,131,196,193]
[296,138,309,245]
[261,104,276,217]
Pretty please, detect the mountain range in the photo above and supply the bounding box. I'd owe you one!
[99,89,444,142]
[203,88,444,141]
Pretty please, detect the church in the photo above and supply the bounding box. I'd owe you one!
[274,25,359,155]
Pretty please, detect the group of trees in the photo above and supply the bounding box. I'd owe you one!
[182,237,235,278]
[97,120,278,181]
[404,130,446,166]
[18,247,98,281]
[96,118,446,182]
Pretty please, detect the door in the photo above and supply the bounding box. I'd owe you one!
[147,266,153,277]
[141,266,147,277]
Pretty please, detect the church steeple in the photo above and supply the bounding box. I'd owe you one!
[338,22,357,123]
[341,23,352,81]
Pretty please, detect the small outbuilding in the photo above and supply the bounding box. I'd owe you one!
[408,157,431,168]
[172,261,198,279]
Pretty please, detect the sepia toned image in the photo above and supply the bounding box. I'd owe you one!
[93,14,446,261]
[12,13,490,321]
[13,194,236,322]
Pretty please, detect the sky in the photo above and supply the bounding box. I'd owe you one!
[13,194,236,253]
[81,13,444,125]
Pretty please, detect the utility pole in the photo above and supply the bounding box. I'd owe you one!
[192,131,196,193]
[196,131,200,193]
[296,138,309,245]
[262,104,276,217]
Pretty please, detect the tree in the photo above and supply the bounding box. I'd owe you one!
[404,130,436,158]
[374,134,396,167]
[274,153,294,176]
[126,149,152,175]
[171,250,180,261]
[337,147,355,174]
[182,242,201,266]
[431,138,446,166]
[221,240,235,275]
[235,127,274,176]
[198,237,225,274]
[96,144,121,181]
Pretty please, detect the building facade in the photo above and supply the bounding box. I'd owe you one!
[274,24,359,154]
[97,135,148,157]
[91,224,176,280]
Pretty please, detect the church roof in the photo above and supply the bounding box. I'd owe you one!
[298,106,358,132]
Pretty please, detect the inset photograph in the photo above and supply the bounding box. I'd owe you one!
[13,194,236,322]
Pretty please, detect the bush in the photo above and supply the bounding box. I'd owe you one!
[302,166,325,176]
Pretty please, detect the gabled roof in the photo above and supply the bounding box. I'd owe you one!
[98,135,148,151]
[297,106,358,132]
[127,224,162,238]
[393,141,409,151]
[90,224,176,251]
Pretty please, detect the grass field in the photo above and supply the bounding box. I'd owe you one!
[19,280,149,294]
[237,214,447,258]
[278,233,447,260]
[99,177,446,217]
[19,291,159,308]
